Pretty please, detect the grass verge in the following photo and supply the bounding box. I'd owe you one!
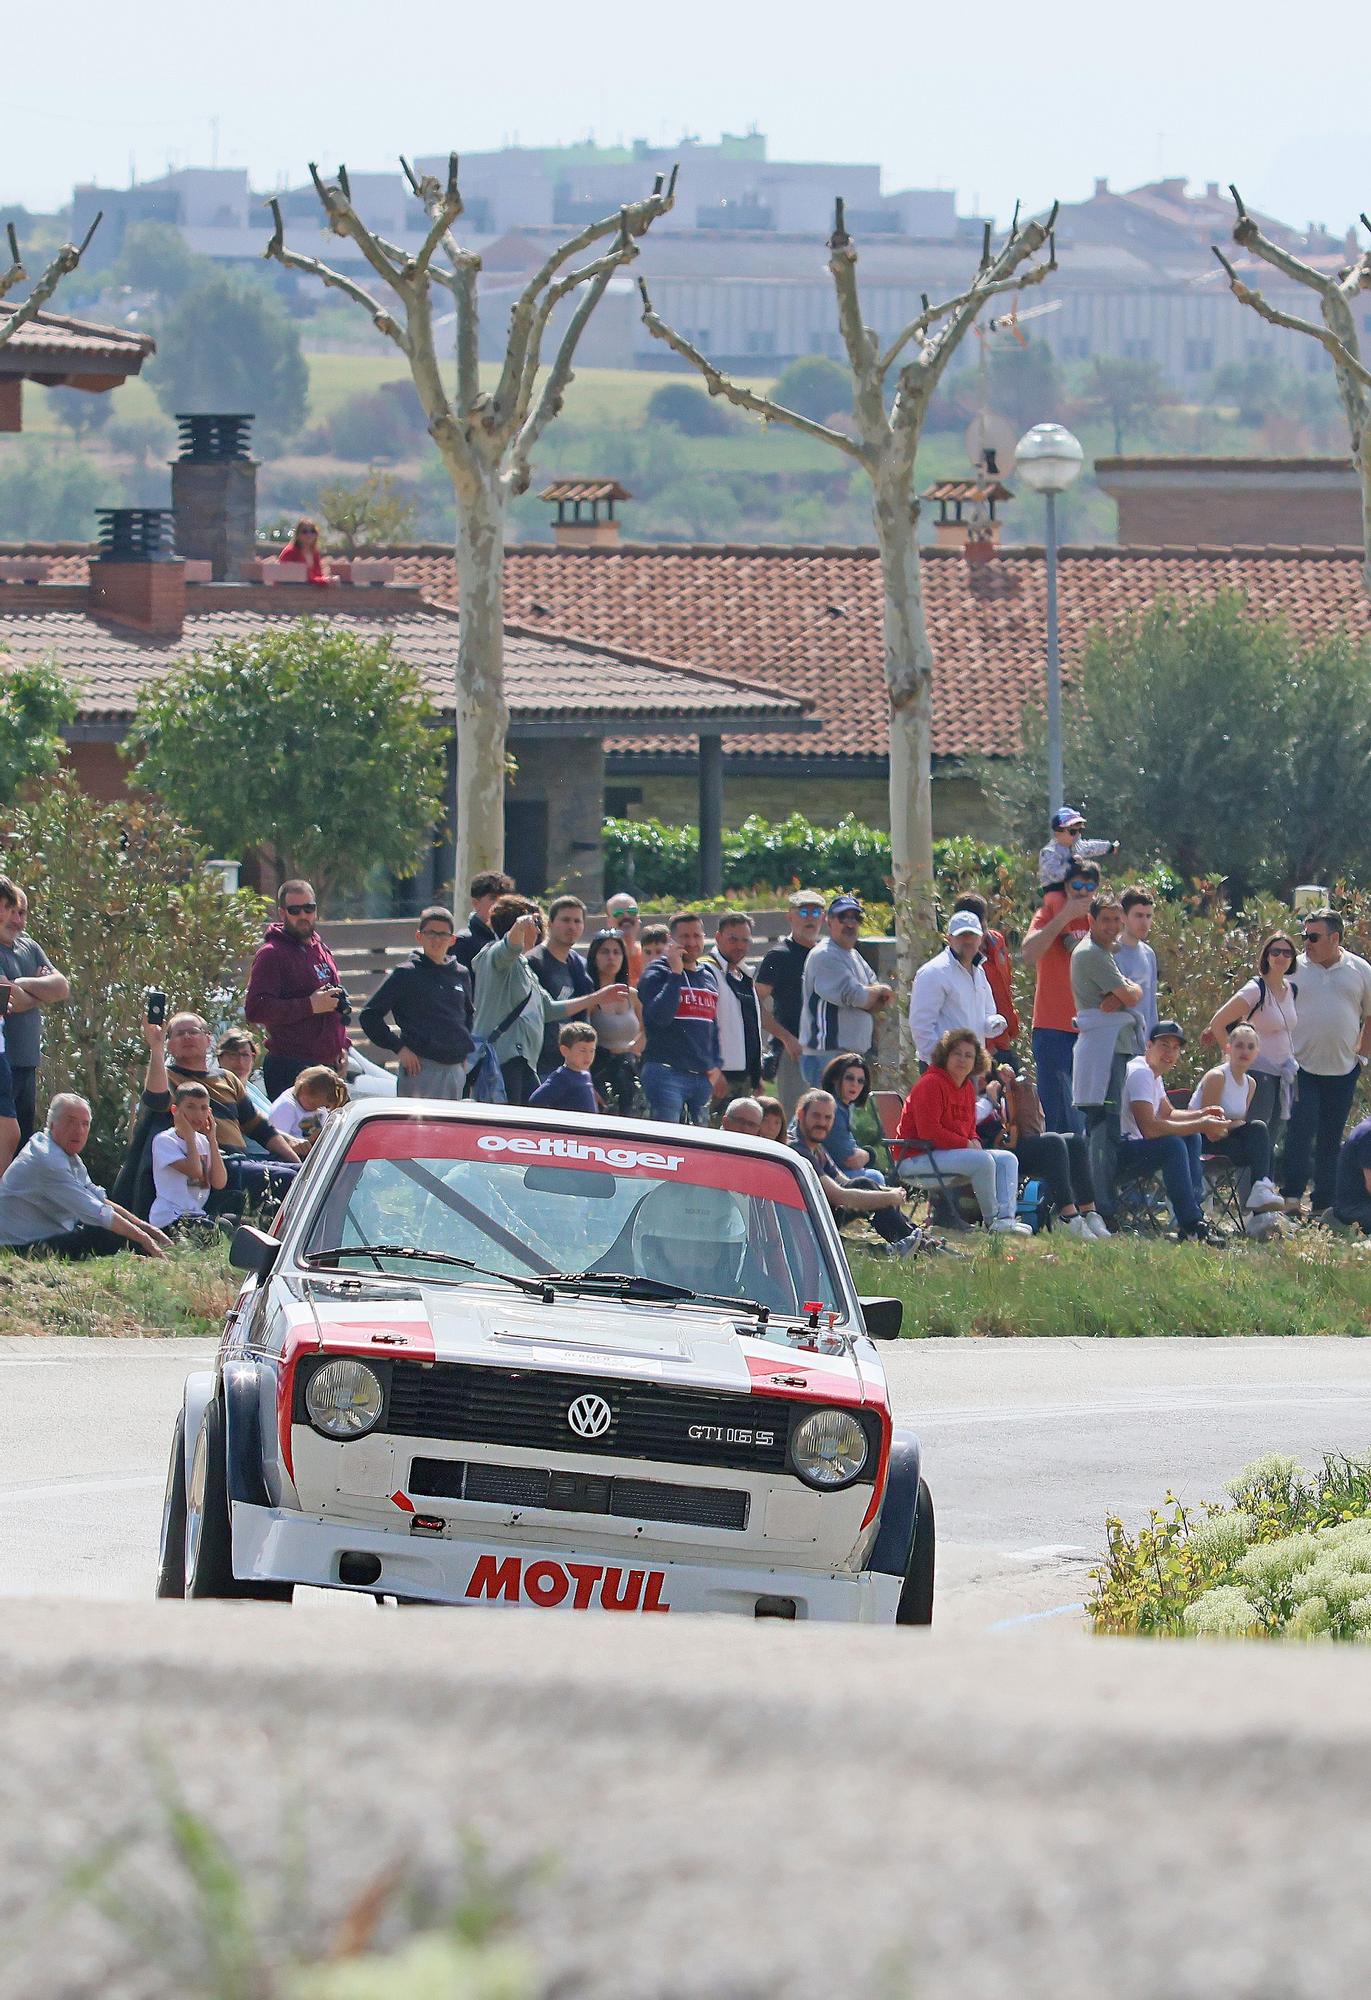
[847,1229,1371,1339]
[0,1238,237,1339]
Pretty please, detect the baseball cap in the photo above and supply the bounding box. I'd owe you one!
[947,911,984,939]
[827,894,863,918]
[1051,807,1086,830]
[788,888,827,911]
[1149,1019,1186,1044]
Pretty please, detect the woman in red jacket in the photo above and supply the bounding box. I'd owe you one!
[277,517,332,586]
[893,1028,1030,1234]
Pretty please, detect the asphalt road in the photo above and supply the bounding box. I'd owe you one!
[5,1332,1371,1627]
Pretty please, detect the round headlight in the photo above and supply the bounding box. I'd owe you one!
[305,1358,384,1438]
[790,1407,869,1488]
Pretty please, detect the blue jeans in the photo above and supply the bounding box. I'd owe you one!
[1032,1027,1083,1136]
[1281,1064,1360,1210]
[641,1062,712,1125]
[1119,1133,1204,1230]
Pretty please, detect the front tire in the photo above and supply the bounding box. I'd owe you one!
[185,1398,294,1602]
[156,1411,187,1599]
[895,1478,935,1626]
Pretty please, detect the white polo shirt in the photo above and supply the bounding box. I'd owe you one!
[1290,951,1371,1076]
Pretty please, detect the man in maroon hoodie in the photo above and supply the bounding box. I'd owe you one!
[245,880,351,1098]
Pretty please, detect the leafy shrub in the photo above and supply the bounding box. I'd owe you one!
[645,381,740,436]
[316,470,419,552]
[602,813,1015,907]
[769,355,850,423]
[0,775,269,1180]
[0,657,75,806]
[1090,1450,1371,1641]
[323,383,428,461]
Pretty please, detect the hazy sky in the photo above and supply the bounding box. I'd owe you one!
[6,0,1364,233]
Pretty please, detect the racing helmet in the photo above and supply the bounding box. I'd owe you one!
[630,1181,748,1289]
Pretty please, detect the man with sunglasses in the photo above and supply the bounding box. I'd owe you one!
[1281,908,1371,1215]
[756,889,826,1114]
[605,891,645,986]
[245,879,352,1099]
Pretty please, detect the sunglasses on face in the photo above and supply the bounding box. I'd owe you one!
[1302,932,1325,944]
[1268,946,1295,957]
[796,906,823,917]
[285,902,317,915]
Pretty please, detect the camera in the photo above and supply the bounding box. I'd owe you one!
[336,990,353,1026]
[145,988,167,1027]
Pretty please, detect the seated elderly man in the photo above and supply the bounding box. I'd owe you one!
[0,1094,171,1259]
[720,1095,765,1136]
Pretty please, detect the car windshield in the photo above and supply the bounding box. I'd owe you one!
[301,1118,847,1320]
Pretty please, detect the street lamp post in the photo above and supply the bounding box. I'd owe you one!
[1015,423,1084,815]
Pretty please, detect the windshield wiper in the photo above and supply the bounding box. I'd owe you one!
[303,1244,553,1299]
[548,1271,770,1320]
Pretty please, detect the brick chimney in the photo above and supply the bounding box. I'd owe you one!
[541,478,630,549]
[170,413,257,580]
[88,508,186,634]
[921,475,1012,553]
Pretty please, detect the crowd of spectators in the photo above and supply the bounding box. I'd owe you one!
[6,815,1371,1265]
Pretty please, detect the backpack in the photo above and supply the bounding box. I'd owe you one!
[465,994,535,1105]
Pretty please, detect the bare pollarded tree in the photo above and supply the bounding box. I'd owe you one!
[1214,189,1371,591]
[0,214,102,348]
[267,158,676,890]
[638,199,1056,971]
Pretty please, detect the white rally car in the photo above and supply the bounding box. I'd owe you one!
[157,1101,934,1624]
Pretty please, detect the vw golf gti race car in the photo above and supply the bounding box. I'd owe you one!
[157,1101,934,1623]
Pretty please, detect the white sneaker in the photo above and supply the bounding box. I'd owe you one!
[990,1218,1033,1235]
[1246,1178,1284,1215]
[1083,1212,1112,1238]
[892,1231,924,1258]
[1062,1214,1094,1241]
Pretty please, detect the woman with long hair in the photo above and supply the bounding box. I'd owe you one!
[892,1028,1031,1233]
[1204,931,1298,1158]
[584,927,644,1117]
[277,517,332,586]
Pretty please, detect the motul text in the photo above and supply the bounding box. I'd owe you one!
[465,1554,670,1612]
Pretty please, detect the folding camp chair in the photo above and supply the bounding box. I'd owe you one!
[1089,1098,1173,1237]
[871,1088,980,1232]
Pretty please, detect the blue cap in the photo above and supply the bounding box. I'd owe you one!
[1051,806,1086,830]
[827,894,863,918]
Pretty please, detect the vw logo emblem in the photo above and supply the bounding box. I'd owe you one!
[567,1393,612,1440]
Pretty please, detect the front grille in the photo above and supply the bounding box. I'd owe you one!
[384,1361,793,1473]
[408,1455,749,1530]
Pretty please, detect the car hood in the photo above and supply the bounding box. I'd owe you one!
[296,1281,873,1402]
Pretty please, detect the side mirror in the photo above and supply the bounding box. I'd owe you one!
[230,1224,280,1279]
[858,1295,903,1341]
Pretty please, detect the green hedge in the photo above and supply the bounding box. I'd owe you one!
[602,814,1018,905]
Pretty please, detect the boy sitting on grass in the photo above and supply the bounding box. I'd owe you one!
[529,1021,598,1114]
[149,1082,227,1235]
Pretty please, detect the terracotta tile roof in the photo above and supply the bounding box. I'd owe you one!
[0,598,809,732]
[0,308,154,374]
[6,543,1368,764]
[539,479,631,503]
[368,541,1371,762]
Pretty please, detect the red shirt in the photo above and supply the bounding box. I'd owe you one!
[1028,891,1090,1033]
[981,928,1019,1049]
[894,1066,978,1155]
[278,542,329,586]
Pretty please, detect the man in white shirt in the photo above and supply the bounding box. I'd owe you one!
[908,912,1007,1068]
[1118,1021,1229,1245]
[1281,908,1371,1212]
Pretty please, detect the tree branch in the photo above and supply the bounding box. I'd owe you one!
[638,279,870,461]
[1229,184,1334,296]
[303,161,407,299]
[492,167,677,425]
[0,212,102,349]
[506,262,623,494]
[507,219,635,437]
[264,199,408,348]
[1211,244,1371,390]
[825,199,883,440]
[403,151,464,278]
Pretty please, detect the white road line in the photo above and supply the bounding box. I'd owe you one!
[0,1475,162,1505]
[989,1601,1087,1631]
